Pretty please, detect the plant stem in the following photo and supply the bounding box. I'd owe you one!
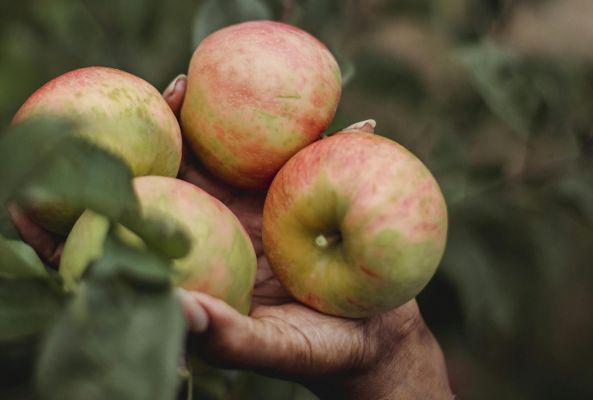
[314,233,341,249]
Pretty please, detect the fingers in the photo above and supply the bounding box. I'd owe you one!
[178,289,286,371]
[177,288,378,380]
[8,205,63,268]
[178,289,340,377]
[162,74,187,116]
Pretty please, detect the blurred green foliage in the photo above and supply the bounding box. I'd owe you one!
[2,0,593,399]
[0,119,191,400]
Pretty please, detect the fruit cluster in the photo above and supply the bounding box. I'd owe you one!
[13,21,447,318]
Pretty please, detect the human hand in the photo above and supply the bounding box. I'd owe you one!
[10,74,453,399]
[8,205,64,268]
[165,75,453,399]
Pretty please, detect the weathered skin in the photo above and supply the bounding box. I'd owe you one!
[13,67,182,233]
[60,176,257,313]
[181,21,342,189]
[262,131,448,318]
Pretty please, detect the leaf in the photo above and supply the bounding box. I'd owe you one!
[441,224,516,335]
[121,211,191,261]
[0,236,48,279]
[288,0,338,34]
[191,0,272,48]
[48,140,191,260]
[0,118,75,205]
[36,284,185,400]
[88,231,175,291]
[336,55,355,89]
[0,277,65,342]
[353,50,427,105]
[0,207,19,239]
[17,135,138,223]
[0,117,138,220]
[36,233,186,400]
[456,42,541,138]
[551,172,593,227]
[0,118,190,261]
[0,336,40,400]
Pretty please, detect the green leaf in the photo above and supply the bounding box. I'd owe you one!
[33,134,190,258]
[0,117,138,220]
[191,0,272,48]
[551,172,593,228]
[0,277,65,342]
[17,135,138,223]
[0,118,190,260]
[88,231,175,291]
[456,42,540,138]
[287,0,339,34]
[0,236,48,279]
[441,224,516,335]
[36,234,185,400]
[0,118,75,205]
[121,211,191,261]
[0,336,40,400]
[0,207,19,239]
[353,50,427,105]
[336,55,355,89]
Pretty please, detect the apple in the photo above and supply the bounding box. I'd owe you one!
[59,176,257,313]
[262,131,448,318]
[181,20,342,189]
[13,66,182,233]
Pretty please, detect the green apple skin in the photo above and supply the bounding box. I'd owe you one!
[181,20,342,189]
[60,176,257,314]
[262,131,448,318]
[13,66,182,233]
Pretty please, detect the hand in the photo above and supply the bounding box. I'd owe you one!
[165,75,453,399]
[11,75,453,399]
[8,205,64,268]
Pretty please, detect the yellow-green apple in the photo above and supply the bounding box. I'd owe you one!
[59,176,256,313]
[181,20,342,189]
[12,67,182,233]
[262,131,448,318]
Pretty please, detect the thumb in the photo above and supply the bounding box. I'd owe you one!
[162,74,187,116]
[177,289,312,375]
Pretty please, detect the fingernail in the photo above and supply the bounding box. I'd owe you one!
[163,74,187,98]
[176,288,209,333]
[344,119,376,133]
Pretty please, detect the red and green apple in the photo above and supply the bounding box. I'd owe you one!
[263,131,448,318]
[181,20,342,189]
[13,66,182,233]
[60,176,257,313]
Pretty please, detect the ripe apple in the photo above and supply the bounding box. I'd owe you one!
[262,131,448,318]
[59,176,257,313]
[13,66,182,233]
[181,20,342,189]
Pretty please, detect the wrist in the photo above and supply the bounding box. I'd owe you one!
[307,316,453,400]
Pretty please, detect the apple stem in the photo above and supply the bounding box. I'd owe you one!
[314,233,341,249]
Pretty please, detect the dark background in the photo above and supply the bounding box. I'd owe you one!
[1,0,593,399]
